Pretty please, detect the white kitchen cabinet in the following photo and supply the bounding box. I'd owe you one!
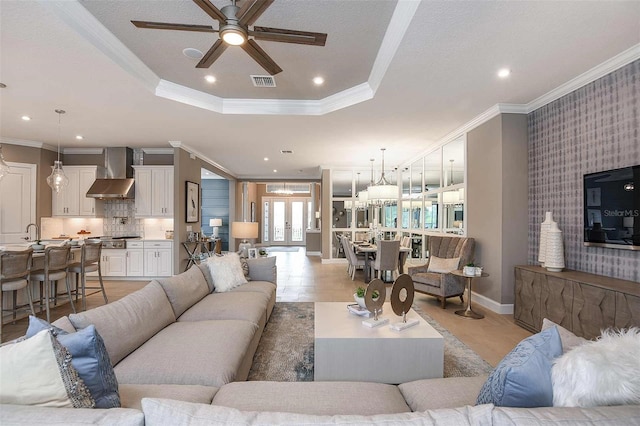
[143,241,173,277]
[126,241,144,277]
[101,249,127,277]
[52,166,104,217]
[133,166,173,217]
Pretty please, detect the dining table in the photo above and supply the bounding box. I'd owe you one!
[354,242,412,283]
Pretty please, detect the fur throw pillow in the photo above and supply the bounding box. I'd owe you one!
[552,327,640,407]
[206,253,248,292]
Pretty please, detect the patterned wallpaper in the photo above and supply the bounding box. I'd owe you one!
[528,59,639,282]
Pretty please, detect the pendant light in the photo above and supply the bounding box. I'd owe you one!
[0,144,10,182]
[47,109,69,193]
[368,148,399,203]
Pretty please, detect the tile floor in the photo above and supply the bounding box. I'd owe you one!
[2,248,531,366]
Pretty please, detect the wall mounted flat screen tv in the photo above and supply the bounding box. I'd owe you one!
[584,165,639,250]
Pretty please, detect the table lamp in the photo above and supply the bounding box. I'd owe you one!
[232,221,258,257]
[209,218,222,238]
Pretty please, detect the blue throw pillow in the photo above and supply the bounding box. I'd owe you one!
[26,316,120,408]
[476,326,562,407]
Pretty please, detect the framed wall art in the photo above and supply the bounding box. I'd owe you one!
[186,181,200,223]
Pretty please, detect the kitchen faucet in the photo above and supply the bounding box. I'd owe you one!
[25,223,40,242]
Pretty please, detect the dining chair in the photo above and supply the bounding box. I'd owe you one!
[342,236,366,280]
[0,248,35,342]
[68,240,108,311]
[30,245,73,322]
[370,240,401,282]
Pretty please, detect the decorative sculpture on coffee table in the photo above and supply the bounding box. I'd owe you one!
[390,274,420,331]
[362,279,388,328]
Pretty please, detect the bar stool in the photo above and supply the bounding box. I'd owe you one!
[30,245,73,322]
[68,240,107,311]
[0,248,35,342]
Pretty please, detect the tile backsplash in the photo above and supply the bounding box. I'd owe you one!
[103,199,144,237]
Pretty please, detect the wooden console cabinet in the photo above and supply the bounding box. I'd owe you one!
[514,265,640,339]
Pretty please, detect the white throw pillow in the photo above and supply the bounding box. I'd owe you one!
[206,252,248,292]
[0,330,94,408]
[552,327,640,407]
[426,256,460,273]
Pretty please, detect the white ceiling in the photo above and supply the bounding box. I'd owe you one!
[1,1,639,180]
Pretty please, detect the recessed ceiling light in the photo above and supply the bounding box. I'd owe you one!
[313,76,324,85]
[205,75,216,83]
[183,48,203,59]
[75,135,84,140]
[21,115,31,121]
[497,68,511,78]
[273,169,277,173]
[264,157,269,161]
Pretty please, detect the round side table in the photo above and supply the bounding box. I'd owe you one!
[450,270,489,319]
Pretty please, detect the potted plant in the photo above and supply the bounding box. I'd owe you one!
[31,240,45,251]
[354,286,380,309]
[463,262,476,276]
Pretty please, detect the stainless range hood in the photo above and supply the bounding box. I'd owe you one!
[86,147,135,199]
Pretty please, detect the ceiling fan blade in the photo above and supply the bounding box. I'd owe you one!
[250,26,327,46]
[192,0,226,23]
[196,39,228,68]
[241,39,282,75]
[238,0,274,27]
[131,20,217,33]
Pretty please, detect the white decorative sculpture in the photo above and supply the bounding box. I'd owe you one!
[538,211,555,266]
[545,221,565,272]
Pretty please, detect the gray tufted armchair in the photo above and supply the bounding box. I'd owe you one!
[407,236,475,308]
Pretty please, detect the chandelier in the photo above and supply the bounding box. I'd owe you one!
[368,148,399,203]
[47,109,69,193]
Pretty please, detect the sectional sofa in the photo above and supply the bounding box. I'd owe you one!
[1,256,639,425]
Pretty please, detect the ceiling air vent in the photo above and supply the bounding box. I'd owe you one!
[280,150,293,154]
[251,75,276,88]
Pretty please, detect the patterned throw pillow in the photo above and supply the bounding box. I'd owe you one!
[0,329,95,408]
[26,316,120,408]
[476,326,562,407]
[240,258,252,281]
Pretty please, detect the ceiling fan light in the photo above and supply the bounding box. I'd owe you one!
[221,28,245,45]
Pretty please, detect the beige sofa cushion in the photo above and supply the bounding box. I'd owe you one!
[51,316,76,333]
[178,292,270,326]
[399,376,487,411]
[157,266,209,318]
[213,381,410,415]
[492,405,640,424]
[119,384,218,411]
[69,281,176,365]
[228,281,276,298]
[114,320,258,388]
[0,405,144,425]
[142,399,494,426]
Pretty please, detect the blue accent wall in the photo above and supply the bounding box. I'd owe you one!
[201,179,230,251]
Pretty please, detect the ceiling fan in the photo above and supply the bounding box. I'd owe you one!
[131,0,327,75]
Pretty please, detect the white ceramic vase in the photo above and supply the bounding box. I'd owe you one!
[544,221,565,272]
[538,211,555,266]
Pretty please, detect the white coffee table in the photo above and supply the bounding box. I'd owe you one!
[314,302,444,384]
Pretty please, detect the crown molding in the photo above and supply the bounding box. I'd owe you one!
[156,80,224,113]
[169,141,236,179]
[526,43,640,113]
[0,137,56,152]
[40,0,159,92]
[368,0,420,93]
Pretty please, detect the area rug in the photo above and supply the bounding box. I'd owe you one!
[248,302,493,382]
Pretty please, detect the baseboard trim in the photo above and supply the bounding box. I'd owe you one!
[471,291,514,315]
[306,251,321,256]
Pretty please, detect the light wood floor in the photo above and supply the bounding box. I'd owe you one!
[2,248,531,366]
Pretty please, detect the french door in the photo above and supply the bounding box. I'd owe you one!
[262,197,309,246]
